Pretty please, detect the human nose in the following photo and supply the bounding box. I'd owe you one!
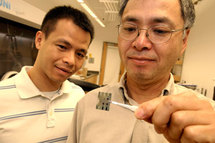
[132,29,152,50]
[63,51,75,66]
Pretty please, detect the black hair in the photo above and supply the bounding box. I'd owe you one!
[41,5,94,43]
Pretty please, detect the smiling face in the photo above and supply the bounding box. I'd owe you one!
[34,18,91,85]
[118,0,189,82]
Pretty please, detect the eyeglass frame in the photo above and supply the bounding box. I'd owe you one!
[117,23,188,44]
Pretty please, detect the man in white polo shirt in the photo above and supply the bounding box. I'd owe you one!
[0,6,94,143]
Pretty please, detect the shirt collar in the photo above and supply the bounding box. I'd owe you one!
[15,66,41,99]
[118,72,175,104]
[161,73,175,96]
[15,66,76,99]
[58,80,78,95]
[118,73,136,105]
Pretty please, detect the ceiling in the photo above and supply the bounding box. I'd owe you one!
[22,0,207,26]
[22,0,212,33]
[22,0,121,27]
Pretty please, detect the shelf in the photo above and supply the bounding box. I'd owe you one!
[173,75,181,82]
[175,60,183,65]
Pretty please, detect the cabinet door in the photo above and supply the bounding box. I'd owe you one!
[172,53,184,83]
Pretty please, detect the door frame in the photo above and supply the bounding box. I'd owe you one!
[99,42,124,85]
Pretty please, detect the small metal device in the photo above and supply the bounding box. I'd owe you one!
[96,92,138,112]
[96,92,112,111]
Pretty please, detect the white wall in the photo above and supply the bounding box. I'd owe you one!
[181,1,215,99]
[85,21,118,71]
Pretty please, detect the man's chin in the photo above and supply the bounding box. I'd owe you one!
[129,71,153,80]
[52,76,69,83]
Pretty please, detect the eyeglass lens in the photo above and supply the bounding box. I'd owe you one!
[119,23,173,44]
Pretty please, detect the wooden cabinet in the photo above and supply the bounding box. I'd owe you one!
[83,75,98,84]
[172,54,184,83]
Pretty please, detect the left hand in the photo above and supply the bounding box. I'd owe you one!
[135,92,215,143]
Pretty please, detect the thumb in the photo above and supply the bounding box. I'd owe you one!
[135,96,163,122]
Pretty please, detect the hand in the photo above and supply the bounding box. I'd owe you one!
[135,92,215,143]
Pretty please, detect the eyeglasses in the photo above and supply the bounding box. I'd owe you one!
[118,23,187,44]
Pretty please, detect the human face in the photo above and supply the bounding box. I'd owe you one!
[35,19,91,84]
[118,0,189,82]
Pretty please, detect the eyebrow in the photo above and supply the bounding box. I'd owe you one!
[122,16,138,23]
[152,16,176,27]
[122,16,176,28]
[56,39,72,47]
[56,39,88,54]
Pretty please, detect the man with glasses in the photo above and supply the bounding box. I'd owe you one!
[67,0,215,142]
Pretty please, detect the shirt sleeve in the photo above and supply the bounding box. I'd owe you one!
[66,102,81,143]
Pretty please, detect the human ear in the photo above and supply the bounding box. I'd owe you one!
[181,29,190,55]
[35,31,44,50]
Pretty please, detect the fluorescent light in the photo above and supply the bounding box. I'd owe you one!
[81,3,97,18]
[77,0,105,27]
[95,17,105,27]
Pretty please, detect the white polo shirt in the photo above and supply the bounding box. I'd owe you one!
[0,66,85,143]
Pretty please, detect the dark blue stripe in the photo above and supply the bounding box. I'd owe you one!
[38,136,68,143]
[0,85,16,90]
[54,108,75,112]
[0,110,46,121]
[0,108,75,121]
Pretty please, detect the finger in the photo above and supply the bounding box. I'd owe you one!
[135,96,163,122]
[152,93,212,133]
[135,91,210,122]
[181,124,215,143]
[135,92,193,120]
[165,110,214,141]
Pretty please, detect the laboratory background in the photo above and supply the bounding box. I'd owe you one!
[0,0,215,98]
